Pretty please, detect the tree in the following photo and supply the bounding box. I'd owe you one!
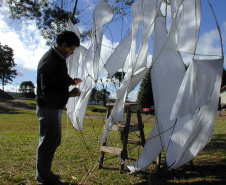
[90,87,97,100]
[94,89,110,107]
[108,71,126,87]
[0,43,17,91]
[5,0,81,45]
[137,69,154,108]
[111,0,134,14]
[221,68,226,88]
[3,0,135,45]
[19,81,35,98]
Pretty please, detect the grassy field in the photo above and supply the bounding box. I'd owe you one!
[0,99,226,185]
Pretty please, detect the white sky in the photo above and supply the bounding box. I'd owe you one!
[0,0,226,102]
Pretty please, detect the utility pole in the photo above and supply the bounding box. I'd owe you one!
[15,83,19,98]
[100,79,106,107]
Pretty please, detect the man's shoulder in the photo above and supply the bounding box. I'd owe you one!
[38,49,55,70]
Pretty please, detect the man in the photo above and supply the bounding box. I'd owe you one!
[36,31,82,185]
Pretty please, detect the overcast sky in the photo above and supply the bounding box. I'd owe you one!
[0,0,225,101]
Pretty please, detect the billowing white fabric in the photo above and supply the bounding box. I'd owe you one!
[177,0,201,54]
[67,19,80,37]
[129,0,143,76]
[100,68,148,142]
[126,0,223,171]
[92,0,113,80]
[123,120,163,172]
[101,0,144,142]
[67,0,113,131]
[169,0,182,20]
[127,0,162,76]
[171,59,222,120]
[124,6,186,172]
[66,22,91,129]
[67,20,81,79]
[81,0,113,80]
[101,0,163,143]
[151,5,185,154]
[133,0,162,73]
[167,58,223,168]
[66,21,82,115]
[124,13,168,173]
[105,31,132,78]
[69,86,93,131]
[66,0,223,173]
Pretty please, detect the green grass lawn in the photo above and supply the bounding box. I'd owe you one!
[0,101,226,184]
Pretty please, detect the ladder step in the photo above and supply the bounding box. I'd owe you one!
[128,104,141,112]
[100,146,122,156]
[117,123,140,132]
[127,140,143,145]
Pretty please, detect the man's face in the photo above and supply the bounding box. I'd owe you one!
[65,45,77,58]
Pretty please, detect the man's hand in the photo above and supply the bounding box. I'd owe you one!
[73,78,82,85]
[69,87,81,97]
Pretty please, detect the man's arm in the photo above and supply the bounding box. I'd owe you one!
[67,75,82,86]
[68,87,81,97]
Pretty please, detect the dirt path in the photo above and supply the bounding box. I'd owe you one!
[0,99,36,112]
[0,99,104,119]
[0,99,225,121]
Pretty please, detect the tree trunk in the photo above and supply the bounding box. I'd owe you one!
[2,74,4,91]
[72,0,78,18]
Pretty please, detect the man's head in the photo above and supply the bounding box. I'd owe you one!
[56,31,80,58]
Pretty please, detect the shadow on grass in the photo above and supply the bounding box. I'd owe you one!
[134,163,226,184]
[92,108,107,113]
[99,167,121,171]
[205,135,226,151]
[133,134,226,185]
[0,99,36,114]
[4,101,36,110]
[95,133,226,185]
[0,106,34,114]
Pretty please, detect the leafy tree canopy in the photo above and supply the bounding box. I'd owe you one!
[94,89,110,100]
[2,0,135,45]
[19,81,35,98]
[0,42,17,91]
[137,69,154,108]
[89,87,110,107]
[111,0,134,14]
[108,71,126,87]
[5,0,80,45]
[90,87,97,100]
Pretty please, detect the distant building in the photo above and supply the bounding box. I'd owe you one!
[88,98,117,105]
[88,99,103,105]
[220,85,226,108]
[107,98,116,103]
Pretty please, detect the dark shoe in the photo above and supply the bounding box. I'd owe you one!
[50,171,61,180]
[38,178,64,185]
[37,174,63,185]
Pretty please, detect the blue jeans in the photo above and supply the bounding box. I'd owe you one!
[36,106,62,183]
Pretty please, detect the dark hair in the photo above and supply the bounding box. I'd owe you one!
[56,31,80,47]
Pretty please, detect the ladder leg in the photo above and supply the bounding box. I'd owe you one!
[120,108,131,171]
[99,106,111,169]
[99,141,106,169]
[137,110,146,146]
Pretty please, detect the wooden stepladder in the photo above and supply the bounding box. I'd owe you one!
[99,103,146,171]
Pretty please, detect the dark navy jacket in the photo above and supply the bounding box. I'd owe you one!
[36,48,75,109]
